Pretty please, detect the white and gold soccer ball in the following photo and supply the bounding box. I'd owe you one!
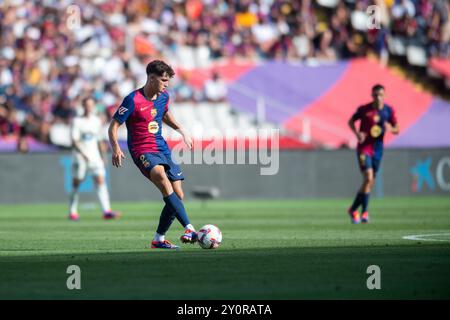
[197,224,222,249]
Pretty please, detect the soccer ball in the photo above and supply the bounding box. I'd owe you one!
[197,224,222,249]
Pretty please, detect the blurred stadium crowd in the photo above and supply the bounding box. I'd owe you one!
[0,0,449,151]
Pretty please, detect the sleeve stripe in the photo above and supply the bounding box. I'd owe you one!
[113,91,136,124]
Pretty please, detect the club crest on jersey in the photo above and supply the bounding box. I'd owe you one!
[118,106,128,115]
[373,114,380,122]
[148,121,159,134]
[370,125,382,138]
[151,109,157,117]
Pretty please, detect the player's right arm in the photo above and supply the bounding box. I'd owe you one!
[109,94,135,168]
[108,119,125,167]
[71,119,90,162]
[348,107,366,143]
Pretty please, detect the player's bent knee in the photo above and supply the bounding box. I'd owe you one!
[150,171,173,195]
[364,180,374,190]
[364,172,374,184]
[151,172,167,184]
[150,165,165,176]
[365,178,375,191]
[150,167,166,182]
[154,180,173,195]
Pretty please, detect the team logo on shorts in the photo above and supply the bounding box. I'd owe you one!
[359,154,366,165]
[370,125,382,138]
[148,121,159,134]
[140,155,150,168]
[151,109,157,117]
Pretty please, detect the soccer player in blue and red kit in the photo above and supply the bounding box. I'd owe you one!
[347,84,399,224]
[108,60,197,249]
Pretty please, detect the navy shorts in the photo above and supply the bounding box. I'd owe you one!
[357,153,382,175]
[132,152,185,181]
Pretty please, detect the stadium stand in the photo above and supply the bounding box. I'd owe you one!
[428,57,450,89]
[0,0,449,152]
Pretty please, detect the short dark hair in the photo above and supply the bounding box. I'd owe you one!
[372,84,385,92]
[146,60,175,77]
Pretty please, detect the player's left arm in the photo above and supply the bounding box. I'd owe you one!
[388,124,399,134]
[386,108,400,135]
[163,111,192,149]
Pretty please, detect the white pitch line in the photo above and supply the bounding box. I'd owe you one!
[402,233,450,242]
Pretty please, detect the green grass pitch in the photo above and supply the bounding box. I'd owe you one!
[0,197,449,299]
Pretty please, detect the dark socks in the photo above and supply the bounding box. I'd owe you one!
[163,192,190,228]
[361,193,370,212]
[156,204,176,235]
[350,192,364,211]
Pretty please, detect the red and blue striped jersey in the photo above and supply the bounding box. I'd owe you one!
[113,88,170,158]
[351,103,397,158]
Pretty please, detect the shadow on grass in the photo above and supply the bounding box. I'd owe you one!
[1,245,450,300]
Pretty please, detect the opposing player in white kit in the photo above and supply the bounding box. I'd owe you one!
[68,97,120,221]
